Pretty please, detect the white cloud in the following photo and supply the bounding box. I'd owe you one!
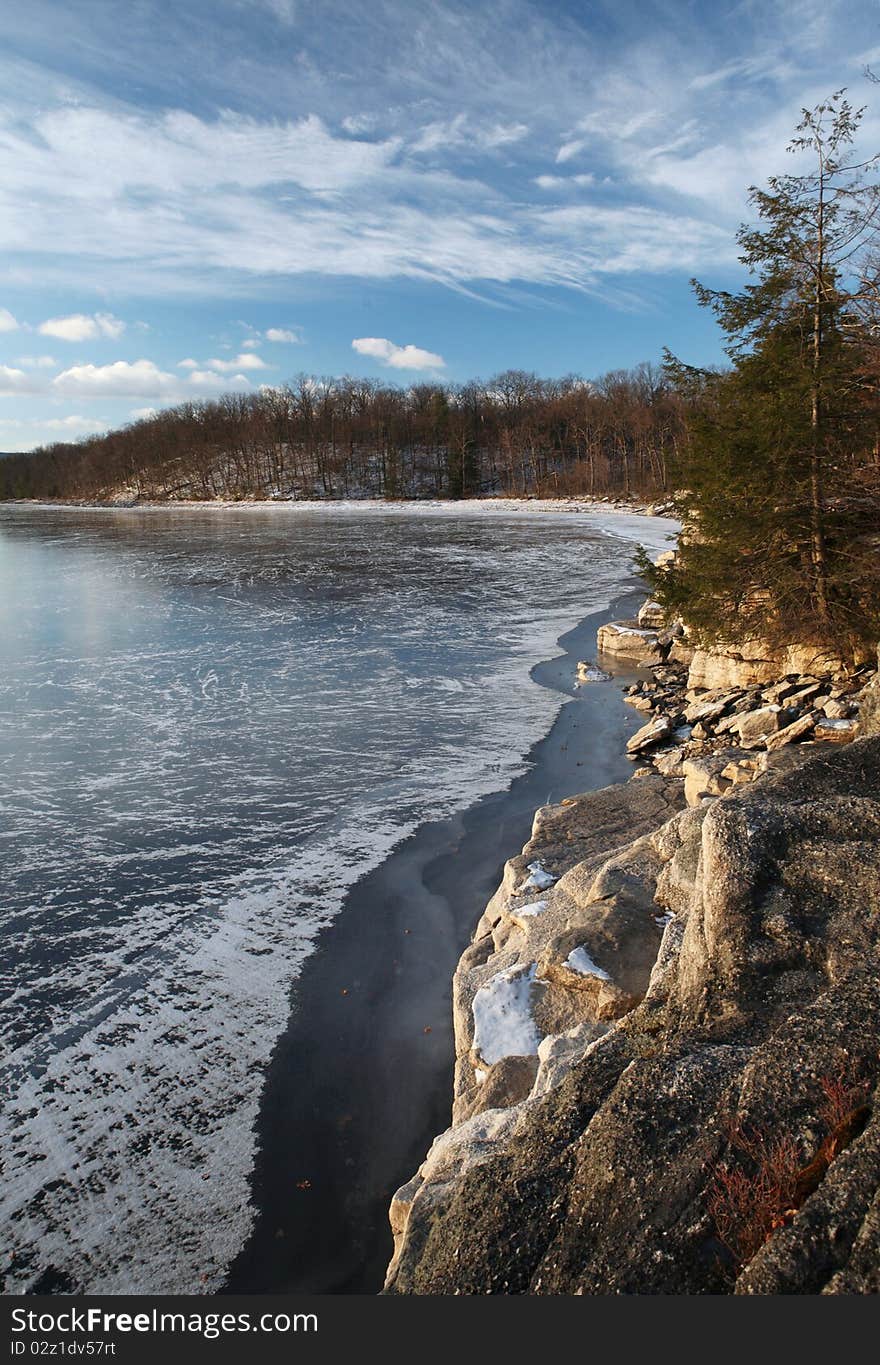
[0,307,19,332]
[13,106,400,201]
[177,358,199,369]
[0,414,109,449]
[264,327,301,343]
[555,139,586,164]
[38,312,126,341]
[342,113,377,135]
[15,355,56,368]
[0,364,40,395]
[205,352,268,372]
[352,336,445,370]
[44,415,109,433]
[534,173,595,190]
[51,357,256,399]
[185,369,251,388]
[52,359,179,398]
[130,406,158,420]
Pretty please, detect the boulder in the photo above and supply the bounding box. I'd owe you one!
[734,704,782,749]
[626,714,673,754]
[763,712,817,750]
[684,695,739,726]
[576,659,610,683]
[681,749,742,806]
[814,718,858,743]
[653,747,686,777]
[452,776,685,1109]
[597,621,664,665]
[637,599,666,629]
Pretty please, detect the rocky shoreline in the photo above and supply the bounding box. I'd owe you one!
[383,583,880,1295]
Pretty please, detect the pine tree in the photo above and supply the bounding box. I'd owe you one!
[641,92,880,658]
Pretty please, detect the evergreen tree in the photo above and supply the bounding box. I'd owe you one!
[641,92,880,658]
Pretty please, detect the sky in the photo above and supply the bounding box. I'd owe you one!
[1,0,879,450]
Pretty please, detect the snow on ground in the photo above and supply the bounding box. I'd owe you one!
[472,964,541,1064]
[521,860,556,891]
[565,946,611,980]
[513,899,549,918]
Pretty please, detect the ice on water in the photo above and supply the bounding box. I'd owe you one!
[0,502,668,1293]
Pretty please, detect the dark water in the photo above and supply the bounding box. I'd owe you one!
[0,501,675,1294]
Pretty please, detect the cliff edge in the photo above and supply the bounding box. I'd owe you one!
[385,738,880,1294]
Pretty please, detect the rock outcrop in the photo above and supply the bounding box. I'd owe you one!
[596,620,664,665]
[618,649,875,805]
[686,640,852,690]
[385,740,880,1295]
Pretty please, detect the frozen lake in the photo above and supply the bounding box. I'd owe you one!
[0,500,675,1293]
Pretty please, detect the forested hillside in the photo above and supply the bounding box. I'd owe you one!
[0,364,682,502]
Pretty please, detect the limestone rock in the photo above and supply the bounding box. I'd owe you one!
[385,741,880,1297]
[451,776,685,1109]
[688,641,847,691]
[681,749,742,806]
[454,1055,540,1124]
[626,714,673,754]
[637,599,666,629]
[668,640,696,668]
[814,717,858,743]
[858,671,880,737]
[763,711,817,750]
[733,704,782,748]
[597,620,664,665]
[531,1022,610,1098]
[653,747,685,777]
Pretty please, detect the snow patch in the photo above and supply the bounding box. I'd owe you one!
[513,899,549,918]
[522,860,556,891]
[472,963,540,1064]
[565,946,610,980]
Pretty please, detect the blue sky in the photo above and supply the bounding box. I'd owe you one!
[1,0,879,450]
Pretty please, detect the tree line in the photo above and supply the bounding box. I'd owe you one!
[0,364,684,503]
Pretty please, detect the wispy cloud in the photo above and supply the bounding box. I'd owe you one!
[0,0,875,441]
[534,173,595,191]
[352,336,445,369]
[412,114,528,154]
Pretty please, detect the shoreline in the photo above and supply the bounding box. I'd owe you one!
[223,583,651,1295]
[0,495,670,530]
